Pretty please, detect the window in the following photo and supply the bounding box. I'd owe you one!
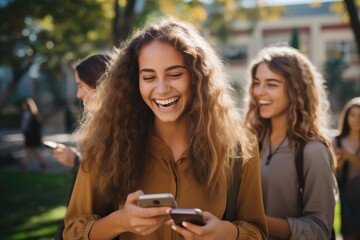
[222,45,248,64]
[326,41,358,64]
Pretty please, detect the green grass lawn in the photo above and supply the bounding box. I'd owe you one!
[0,170,72,239]
[334,199,341,236]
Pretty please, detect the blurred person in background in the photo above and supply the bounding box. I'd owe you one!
[20,98,46,171]
[53,54,111,170]
[334,97,360,240]
[54,53,111,240]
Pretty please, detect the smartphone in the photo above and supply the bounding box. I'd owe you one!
[43,140,58,149]
[170,208,206,226]
[138,193,178,208]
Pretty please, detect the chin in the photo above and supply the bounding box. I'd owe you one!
[259,112,271,119]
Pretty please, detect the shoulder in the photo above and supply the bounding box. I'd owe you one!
[303,140,332,168]
[241,139,260,171]
[304,140,328,152]
[239,128,258,163]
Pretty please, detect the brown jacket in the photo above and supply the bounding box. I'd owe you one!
[63,135,268,239]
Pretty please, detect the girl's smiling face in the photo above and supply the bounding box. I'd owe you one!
[138,40,191,124]
[75,71,95,111]
[347,106,360,132]
[253,62,290,123]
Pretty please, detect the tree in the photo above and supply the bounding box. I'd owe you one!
[331,0,360,58]
[290,27,300,49]
[343,0,360,58]
[0,0,112,111]
[0,0,211,112]
[112,0,137,46]
[0,0,283,112]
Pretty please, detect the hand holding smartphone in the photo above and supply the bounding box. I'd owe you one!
[138,193,178,208]
[170,208,206,226]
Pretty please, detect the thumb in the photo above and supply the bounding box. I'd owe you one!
[127,190,144,203]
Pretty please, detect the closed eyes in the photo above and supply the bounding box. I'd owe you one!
[141,72,185,81]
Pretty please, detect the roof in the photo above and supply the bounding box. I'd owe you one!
[284,2,337,17]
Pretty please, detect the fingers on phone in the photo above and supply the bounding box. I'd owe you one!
[171,221,202,238]
[140,207,172,218]
[128,190,144,202]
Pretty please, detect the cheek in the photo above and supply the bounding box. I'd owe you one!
[139,81,146,99]
[139,81,153,105]
[179,77,191,95]
[281,94,291,111]
[252,86,259,96]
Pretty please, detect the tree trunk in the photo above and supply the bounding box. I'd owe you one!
[112,0,120,46]
[344,0,360,58]
[112,0,136,47]
[0,61,32,112]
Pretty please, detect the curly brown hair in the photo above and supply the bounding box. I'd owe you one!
[76,17,253,203]
[245,46,333,155]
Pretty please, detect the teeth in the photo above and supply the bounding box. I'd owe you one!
[259,100,271,105]
[155,97,179,105]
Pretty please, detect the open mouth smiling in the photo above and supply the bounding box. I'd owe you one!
[154,97,180,109]
[259,99,272,106]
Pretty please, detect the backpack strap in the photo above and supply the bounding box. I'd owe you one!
[223,145,242,221]
[295,139,306,209]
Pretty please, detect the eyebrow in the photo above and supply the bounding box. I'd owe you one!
[254,77,283,83]
[139,65,187,74]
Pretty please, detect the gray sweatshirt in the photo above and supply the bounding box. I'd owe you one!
[261,133,337,240]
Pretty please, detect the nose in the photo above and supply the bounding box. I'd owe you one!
[155,77,170,94]
[253,83,265,96]
[76,89,83,101]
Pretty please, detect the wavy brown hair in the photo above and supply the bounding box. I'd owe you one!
[245,46,334,160]
[76,17,253,203]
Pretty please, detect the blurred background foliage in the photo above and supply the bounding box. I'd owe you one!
[0,0,359,127]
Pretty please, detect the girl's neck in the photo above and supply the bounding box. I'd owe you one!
[153,118,190,161]
[270,116,288,142]
[347,130,360,142]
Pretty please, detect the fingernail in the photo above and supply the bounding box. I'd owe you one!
[182,222,187,227]
[172,225,177,231]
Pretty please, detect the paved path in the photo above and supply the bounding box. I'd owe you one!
[0,126,74,174]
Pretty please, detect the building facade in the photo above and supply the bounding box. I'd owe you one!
[212,1,359,97]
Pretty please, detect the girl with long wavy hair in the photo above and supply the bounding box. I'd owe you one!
[334,97,360,240]
[63,17,267,240]
[244,46,337,239]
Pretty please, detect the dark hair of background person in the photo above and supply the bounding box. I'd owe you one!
[337,97,360,138]
[74,54,111,89]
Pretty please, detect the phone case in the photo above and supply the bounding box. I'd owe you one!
[170,208,206,226]
[138,193,177,208]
